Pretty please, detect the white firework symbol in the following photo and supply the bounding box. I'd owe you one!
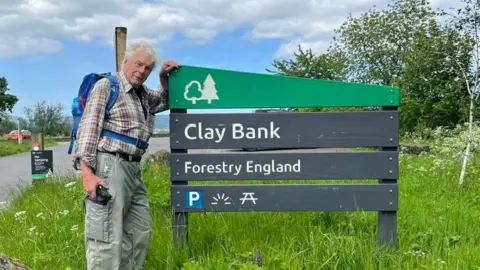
[211,193,231,205]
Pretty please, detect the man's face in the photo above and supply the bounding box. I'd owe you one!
[122,50,155,88]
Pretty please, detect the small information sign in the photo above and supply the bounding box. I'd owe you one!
[31,150,53,180]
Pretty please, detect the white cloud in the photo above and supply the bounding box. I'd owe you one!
[0,36,61,58]
[0,0,462,59]
[274,39,331,59]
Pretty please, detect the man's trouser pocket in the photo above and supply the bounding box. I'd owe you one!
[85,199,112,242]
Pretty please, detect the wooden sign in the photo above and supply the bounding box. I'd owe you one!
[171,152,398,181]
[170,111,399,149]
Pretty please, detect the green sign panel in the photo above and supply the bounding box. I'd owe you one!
[168,65,400,109]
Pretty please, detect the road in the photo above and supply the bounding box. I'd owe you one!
[0,137,343,204]
[0,138,169,204]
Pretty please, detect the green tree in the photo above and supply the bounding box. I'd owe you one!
[0,77,19,114]
[267,46,349,112]
[329,0,440,85]
[0,112,15,135]
[57,116,73,137]
[24,101,65,136]
[0,114,31,136]
[399,21,474,132]
[449,0,480,185]
[267,0,475,134]
[267,45,347,81]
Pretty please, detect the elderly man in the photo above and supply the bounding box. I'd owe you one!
[73,40,180,269]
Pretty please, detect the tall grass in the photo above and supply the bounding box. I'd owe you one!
[1,144,480,269]
[0,139,57,157]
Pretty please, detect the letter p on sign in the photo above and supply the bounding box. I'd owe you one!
[185,190,203,208]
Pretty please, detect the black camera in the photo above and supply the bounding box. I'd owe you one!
[92,185,112,205]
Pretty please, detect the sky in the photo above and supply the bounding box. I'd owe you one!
[0,0,457,118]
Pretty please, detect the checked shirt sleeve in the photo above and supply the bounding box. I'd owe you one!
[73,79,110,171]
[145,84,169,114]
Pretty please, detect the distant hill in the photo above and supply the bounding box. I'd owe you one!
[155,115,169,130]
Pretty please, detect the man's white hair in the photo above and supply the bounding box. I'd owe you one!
[123,40,159,69]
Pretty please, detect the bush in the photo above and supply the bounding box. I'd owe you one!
[403,122,480,164]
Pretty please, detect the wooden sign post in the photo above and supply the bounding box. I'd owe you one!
[115,27,127,72]
[168,65,401,249]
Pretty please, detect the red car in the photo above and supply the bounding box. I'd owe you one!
[7,130,32,140]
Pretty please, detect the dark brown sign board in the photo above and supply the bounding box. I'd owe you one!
[172,184,398,212]
[171,151,398,181]
[170,111,399,149]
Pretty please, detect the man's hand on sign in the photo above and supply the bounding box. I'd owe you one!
[160,60,181,78]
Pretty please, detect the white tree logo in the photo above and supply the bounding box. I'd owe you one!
[184,74,219,104]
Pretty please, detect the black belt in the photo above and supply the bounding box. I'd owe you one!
[100,151,142,162]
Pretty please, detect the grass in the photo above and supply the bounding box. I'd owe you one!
[0,139,57,157]
[1,148,480,269]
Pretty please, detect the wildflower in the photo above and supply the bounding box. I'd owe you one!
[413,250,426,257]
[405,249,426,257]
[71,225,78,231]
[59,209,69,216]
[27,226,36,236]
[417,166,428,172]
[14,211,26,220]
[36,212,46,220]
[64,181,76,188]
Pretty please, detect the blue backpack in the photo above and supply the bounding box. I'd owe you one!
[68,72,149,154]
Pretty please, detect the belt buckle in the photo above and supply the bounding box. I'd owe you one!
[128,155,133,161]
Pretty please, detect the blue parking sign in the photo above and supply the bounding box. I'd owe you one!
[185,190,203,208]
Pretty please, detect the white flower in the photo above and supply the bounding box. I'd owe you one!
[59,209,69,216]
[27,225,36,236]
[71,225,78,231]
[413,250,426,257]
[417,166,428,172]
[14,211,26,218]
[64,181,76,188]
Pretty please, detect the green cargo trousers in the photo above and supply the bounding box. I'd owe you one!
[84,151,152,270]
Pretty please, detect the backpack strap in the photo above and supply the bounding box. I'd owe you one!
[100,129,149,149]
[100,74,149,150]
[103,73,120,118]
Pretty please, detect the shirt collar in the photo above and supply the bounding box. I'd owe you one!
[117,71,145,93]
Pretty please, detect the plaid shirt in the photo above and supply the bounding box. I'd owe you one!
[73,71,169,170]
